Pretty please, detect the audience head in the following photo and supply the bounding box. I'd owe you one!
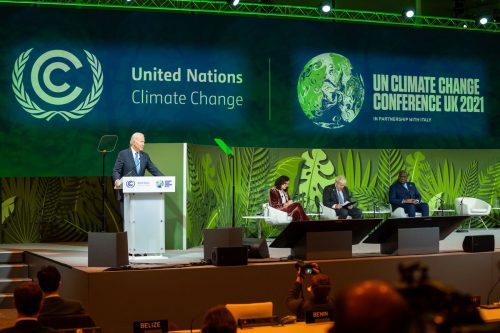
[14,282,44,317]
[310,273,331,302]
[333,280,411,333]
[274,175,290,190]
[37,265,61,294]
[201,305,237,333]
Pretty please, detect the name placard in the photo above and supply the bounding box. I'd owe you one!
[133,319,168,333]
[305,310,333,324]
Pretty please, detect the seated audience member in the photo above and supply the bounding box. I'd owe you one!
[331,280,411,333]
[389,170,429,217]
[37,265,95,327]
[286,263,334,320]
[269,175,309,221]
[323,175,362,219]
[0,282,56,333]
[201,305,237,333]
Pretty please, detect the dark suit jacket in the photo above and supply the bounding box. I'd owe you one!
[322,184,353,208]
[38,296,85,317]
[0,320,56,333]
[112,148,163,183]
[389,181,422,208]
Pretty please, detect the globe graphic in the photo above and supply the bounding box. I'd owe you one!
[297,53,364,129]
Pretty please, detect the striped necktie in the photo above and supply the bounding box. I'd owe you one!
[134,152,140,175]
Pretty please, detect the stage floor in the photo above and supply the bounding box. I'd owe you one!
[1,228,498,270]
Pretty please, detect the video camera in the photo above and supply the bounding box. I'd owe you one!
[295,260,317,276]
[396,262,483,333]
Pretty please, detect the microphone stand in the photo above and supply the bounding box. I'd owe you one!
[487,276,500,305]
[97,135,118,232]
[101,149,107,232]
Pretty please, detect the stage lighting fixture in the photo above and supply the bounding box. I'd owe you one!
[479,16,488,25]
[404,9,415,18]
[320,2,332,13]
[227,0,240,6]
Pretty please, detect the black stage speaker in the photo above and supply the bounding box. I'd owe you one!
[242,238,270,258]
[211,246,248,266]
[88,232,129,267]
[203,228,243,260]
[463,235,494,252]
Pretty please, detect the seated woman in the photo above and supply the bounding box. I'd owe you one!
[269,175,309,222]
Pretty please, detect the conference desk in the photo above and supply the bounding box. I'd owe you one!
[171,321,333,333]
[480,307,500,323]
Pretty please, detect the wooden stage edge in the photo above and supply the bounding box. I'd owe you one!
[5,230,496,333]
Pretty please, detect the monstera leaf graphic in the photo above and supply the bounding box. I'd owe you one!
[405,151,426,182]
[299,149,335,212]
[269,156,305,196]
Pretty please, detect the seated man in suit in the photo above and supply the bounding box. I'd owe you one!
[0,282,56,333]
[323,175,362,219]
[37,265,95,327]
[389,171,429,217]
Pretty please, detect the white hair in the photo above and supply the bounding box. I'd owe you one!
[130,132,144,145]
[335,175,347,185]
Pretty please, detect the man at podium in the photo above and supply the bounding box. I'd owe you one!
[112,132,164,187]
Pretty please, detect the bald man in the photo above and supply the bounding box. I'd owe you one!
[331,280,411,333]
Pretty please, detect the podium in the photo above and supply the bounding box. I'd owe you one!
[123,176,175,255]
[364,215,468,255]
[270,219,382,259]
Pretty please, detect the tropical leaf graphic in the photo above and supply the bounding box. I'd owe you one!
[235,147,270,236]
[186,147,217,247]
[269,156,304,196]
[405,151,426,183]
[376,149,404,203]
[1,197,16,224]
[298,149,335,212]
[337,150,377,210]
[418,160,464,208]
[212,155,232,228]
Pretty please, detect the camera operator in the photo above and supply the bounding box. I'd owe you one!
[285,262,334,320]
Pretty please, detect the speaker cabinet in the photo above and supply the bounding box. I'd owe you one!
[211,246,248,266]
[203,228,243,260]
[463,235,494,252]
[242,238,269,258]
[88,232,129,267]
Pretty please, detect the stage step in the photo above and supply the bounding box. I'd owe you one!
[0,251,24,264]
[0,252,30,309]
[0,293,14,309]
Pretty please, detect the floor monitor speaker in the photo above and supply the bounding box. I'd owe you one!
[212,246,248,266]
[463,235,494,252]
[242,238,270,258]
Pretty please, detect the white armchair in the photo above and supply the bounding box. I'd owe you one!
[455,197,490,229]
[319,204,338,220]
[262,203,292,225]
[390,204,422,218]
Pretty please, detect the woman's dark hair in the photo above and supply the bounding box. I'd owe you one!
[274,175,290,189]
[201,305,237,333]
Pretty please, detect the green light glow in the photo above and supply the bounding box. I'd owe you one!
[0,0,497,33]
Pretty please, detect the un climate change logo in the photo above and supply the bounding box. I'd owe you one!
[11,49,103,121]
[297,53,364,129]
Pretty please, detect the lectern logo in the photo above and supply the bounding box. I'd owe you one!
[126,180,136,188]
[11,49,103,121]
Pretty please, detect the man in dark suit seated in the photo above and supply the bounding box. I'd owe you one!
[0,282,56,333]
[389,170,429,217]
[323,175,362,219]
[37,265,96,328]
